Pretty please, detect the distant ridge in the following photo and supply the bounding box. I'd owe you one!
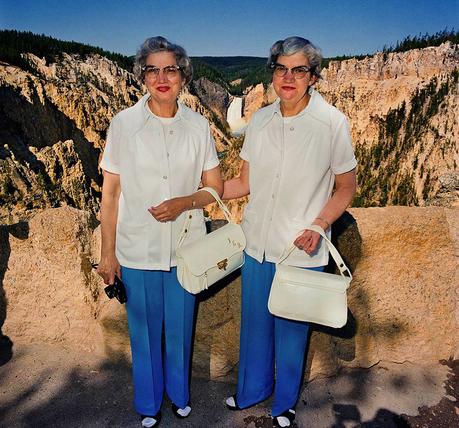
[382,28,458,53]
[194,56,267,66]
[1,28,457,96]
[192,56,269,95]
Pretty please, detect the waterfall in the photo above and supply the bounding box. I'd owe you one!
[227,97,247,135]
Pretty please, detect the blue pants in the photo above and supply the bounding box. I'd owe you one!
[236,254,324,416]
[121,266,196,416]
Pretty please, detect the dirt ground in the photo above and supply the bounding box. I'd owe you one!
[0,338,457,428]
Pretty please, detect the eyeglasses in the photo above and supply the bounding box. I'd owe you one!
[141,65,181,80]
[270,63,313,79]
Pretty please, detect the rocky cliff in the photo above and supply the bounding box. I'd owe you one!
[318,42,458,206]
[0,53,236,223]
[242,82,277,121]
[0,52,133,222]
[191,77,230,123]
[1,43,458,224]
[234,42,459,209]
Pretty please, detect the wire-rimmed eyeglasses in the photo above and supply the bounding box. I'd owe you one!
[141,65,181,80]
[269,63,313,79]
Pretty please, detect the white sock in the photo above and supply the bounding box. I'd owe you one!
[276,416,291,427]
[275,410,295,427]
[176,405,191,417]
[141,416,157,427]
[226,396,236,407]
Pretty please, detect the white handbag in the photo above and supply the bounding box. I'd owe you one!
[268,225,352,328]
[176,187,246,294]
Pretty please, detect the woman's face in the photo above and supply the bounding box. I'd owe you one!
[144,51,183,105]
[272,52,317,105]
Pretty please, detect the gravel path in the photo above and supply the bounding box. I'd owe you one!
[0,340,457,427]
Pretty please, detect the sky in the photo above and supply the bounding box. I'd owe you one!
[1,0,458,58]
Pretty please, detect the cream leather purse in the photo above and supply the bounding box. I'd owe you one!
[176,187,246,294]
[268,225,352,328]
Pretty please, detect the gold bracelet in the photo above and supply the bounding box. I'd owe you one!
[316,216,330,229]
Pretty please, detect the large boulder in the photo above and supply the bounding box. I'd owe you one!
[0,207,102,350]
[1,206,457,380]
[306,206,458,379]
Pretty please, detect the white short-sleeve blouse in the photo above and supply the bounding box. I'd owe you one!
[239,89,357,267]
[100,94,219,270]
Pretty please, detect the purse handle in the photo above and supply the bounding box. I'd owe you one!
[278,224,353,280]
[177,187,233,247]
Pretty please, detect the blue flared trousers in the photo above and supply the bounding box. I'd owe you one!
[121,266,196,416]
[236,254,324,416]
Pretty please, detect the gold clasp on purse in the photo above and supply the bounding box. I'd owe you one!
[217,259,228,270]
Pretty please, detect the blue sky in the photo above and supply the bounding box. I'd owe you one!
[1,0,457,57]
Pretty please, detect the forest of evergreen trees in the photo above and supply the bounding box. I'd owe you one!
[193,56,271,95]
[190,58,229,88]
[1,28,457,95]
[0,29,134,71]
[0,30,267,94]
[382,28,458,53]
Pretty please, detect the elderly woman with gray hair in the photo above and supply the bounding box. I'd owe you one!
[223,37,357,427]
[97,36,222,427]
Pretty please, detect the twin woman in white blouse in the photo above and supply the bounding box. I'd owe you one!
[98,35,356,428]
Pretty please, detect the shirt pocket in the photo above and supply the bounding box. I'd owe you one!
[116,221,148,263]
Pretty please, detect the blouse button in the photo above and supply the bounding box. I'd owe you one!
[169,130,174,135]
[290,127,294,131]
[163,175,168,180]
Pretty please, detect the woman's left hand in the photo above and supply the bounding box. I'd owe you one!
[294,229,322,255]
[148,197,188,222]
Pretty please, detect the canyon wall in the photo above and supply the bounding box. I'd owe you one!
[238,42,459,210]
[0,54,234,223]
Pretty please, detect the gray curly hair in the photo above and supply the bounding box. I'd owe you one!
[268,36,322,78]
[133,36,193,85]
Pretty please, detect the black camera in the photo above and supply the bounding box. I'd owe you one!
[104,276,127,304]
[91,263,127,304]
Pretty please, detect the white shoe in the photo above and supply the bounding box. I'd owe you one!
[140,411,161,427]
[273,409,295,427]
[171,402,192,418]
[225,394,241,410]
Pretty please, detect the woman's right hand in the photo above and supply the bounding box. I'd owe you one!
[97,254,121,285]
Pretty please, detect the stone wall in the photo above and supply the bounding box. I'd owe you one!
[1,206,457,380]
